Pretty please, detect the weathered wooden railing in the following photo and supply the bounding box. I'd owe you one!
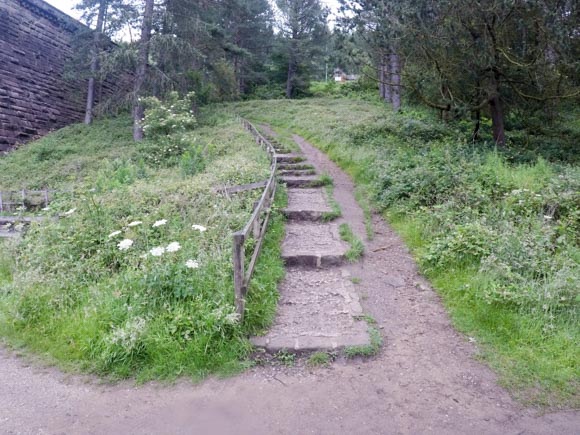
[233,119,278,320]
[0,189,72,213]
[0,189,60,213]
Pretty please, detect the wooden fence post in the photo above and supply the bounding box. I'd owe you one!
[233,233,245,320]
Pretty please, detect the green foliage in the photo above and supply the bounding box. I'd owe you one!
[142,92,197,137]
[0,110,284,380]
[344,327,382,358]
[307,351,330,366]
[275,350,295,366]
[339,223,364,262]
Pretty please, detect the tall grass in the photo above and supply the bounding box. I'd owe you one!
[235,97,579,408]
[0,110,284,380]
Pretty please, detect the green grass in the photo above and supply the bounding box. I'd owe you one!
[234,97,579,409]
[0,109,285,381]
[321,184,342,222]
[307,351,331,366]
[344,327,382,358]
[339,223,365,262]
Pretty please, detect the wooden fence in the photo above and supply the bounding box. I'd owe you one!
[233,119,278,320]
[0,189,59,213]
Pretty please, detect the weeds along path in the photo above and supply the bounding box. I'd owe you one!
[1,129,578,434]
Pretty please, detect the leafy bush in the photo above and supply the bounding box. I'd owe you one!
[142,91,197,137]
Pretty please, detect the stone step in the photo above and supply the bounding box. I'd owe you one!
[283,188,334,222]
[278,168,316,177]
[282,221,348,267]
[250,267,370,353]
[275,154,306,164]
[277,162,315,171]
[280,175,324,188]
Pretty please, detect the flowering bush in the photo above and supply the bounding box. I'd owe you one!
[142,91,197,137]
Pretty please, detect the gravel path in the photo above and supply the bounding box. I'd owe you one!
[1,130,578,434]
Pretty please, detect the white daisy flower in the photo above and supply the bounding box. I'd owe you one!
[166,242,181,253]
[149,246,165,256]
[108,230,122,238]
[128,221,142,227]
[117,239,133,251]
[192,224,207,232]
[152,219,167,227]
[185,259,199,269]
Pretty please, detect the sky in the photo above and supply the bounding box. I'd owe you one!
[44,0,341,24]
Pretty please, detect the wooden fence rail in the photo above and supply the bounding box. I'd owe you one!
[233,119,278,320]
[0,189,66,213]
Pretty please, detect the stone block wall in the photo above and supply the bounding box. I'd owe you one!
[0,0,127,151]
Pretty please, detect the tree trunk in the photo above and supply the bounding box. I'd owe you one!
[384,55,391,104]
[471,109,481,142]
[132,0,154,141]
[390,51,401,111]
[489,95,505,145]
[489,71,505,145]
[286,48,297,99]
[378,57,385,100]
[84,0,107,125]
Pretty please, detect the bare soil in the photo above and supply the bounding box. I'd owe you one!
[0,130,578,434]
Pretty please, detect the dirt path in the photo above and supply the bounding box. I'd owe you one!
[1,131,578,434]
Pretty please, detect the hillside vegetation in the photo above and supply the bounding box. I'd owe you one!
[236,97,579,408]
[0,108,284,380]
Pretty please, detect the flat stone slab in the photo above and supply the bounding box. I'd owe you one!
[278,169,316,176]
[277,162,315,171]
[282,221,348,267]
[280,175,323,188]
[283,188,332,221]
[275,154,306,163]
[251,267,370,352]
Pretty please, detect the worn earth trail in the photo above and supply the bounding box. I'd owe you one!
[1,129,579,434]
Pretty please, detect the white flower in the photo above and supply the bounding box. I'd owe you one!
[150,246,165,256]
[192,224,207,232]
[185,259,199,269]
[152,219,167,227]
[64,208,76,216]
[117,239,133,251]
[128,221,142,227]
[543,215,552,220]
[108,230,122,238]
[41,207,50,211]
[166,242,181,253]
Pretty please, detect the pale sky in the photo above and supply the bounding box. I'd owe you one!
[44,0,341,25]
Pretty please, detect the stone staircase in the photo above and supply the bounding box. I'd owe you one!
[251,134,370,353]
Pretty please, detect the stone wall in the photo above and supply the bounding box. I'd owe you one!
[0,0,126,151]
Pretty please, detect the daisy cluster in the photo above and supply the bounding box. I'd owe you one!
[108,219,207,270]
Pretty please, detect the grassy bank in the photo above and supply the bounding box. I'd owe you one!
[0,108,284,380]
[235,97,579,408]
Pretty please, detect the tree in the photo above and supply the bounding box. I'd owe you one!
[276,0,328,98]
[340,0,404,110]
[401,0,580,144]
[84,0,108,124]
[132,0,155,141]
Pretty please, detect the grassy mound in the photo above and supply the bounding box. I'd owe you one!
[236,97,579,408]
[0,111,284,380]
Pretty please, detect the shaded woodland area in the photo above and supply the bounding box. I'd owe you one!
[75,0,579,145]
